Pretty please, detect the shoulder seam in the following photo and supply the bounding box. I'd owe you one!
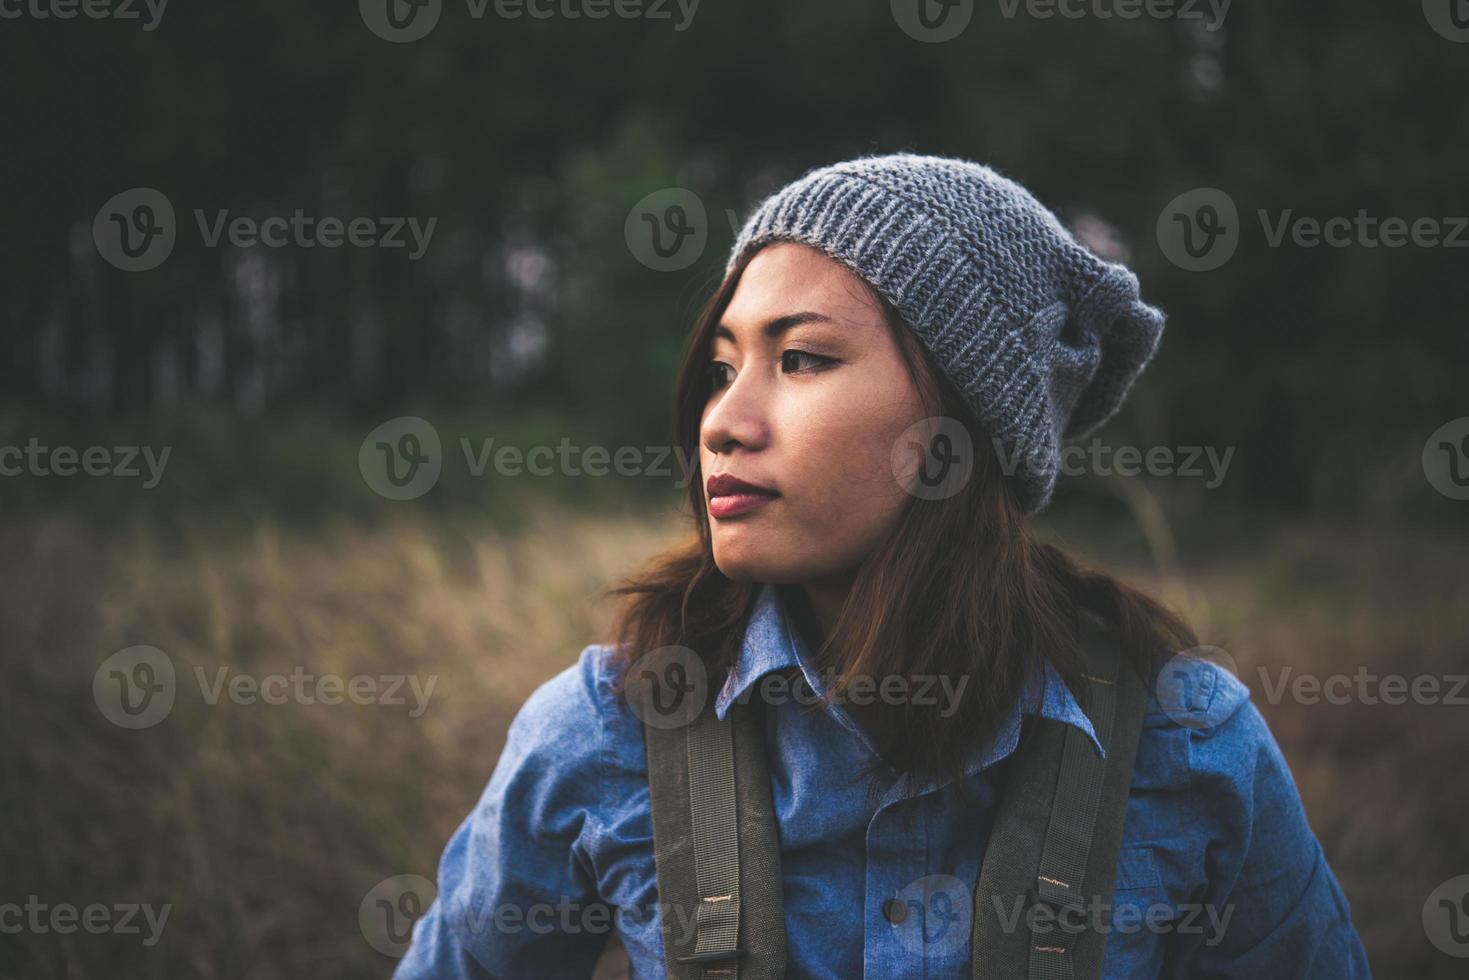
[585,643,613,854]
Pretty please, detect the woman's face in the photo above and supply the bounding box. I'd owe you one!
[700,242,931,586]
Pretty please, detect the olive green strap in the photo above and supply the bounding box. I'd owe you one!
[644,695,788,979]
[972,612,1148,980]
[681,701,743,974]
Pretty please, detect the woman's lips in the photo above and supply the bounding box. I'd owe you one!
[707,492,778,519]
[705,472,778,518]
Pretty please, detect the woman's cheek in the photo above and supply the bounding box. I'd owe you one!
[801,454,904,545]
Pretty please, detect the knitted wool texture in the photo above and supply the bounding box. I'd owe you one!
[725,153,1166,515]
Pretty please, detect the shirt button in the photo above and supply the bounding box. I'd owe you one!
[882,898,908,924]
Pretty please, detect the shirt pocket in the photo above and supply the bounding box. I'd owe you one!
[1102,846,1171,979]
[1114,846,1165,894]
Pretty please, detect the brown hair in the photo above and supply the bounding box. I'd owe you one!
[605,245,1196,798]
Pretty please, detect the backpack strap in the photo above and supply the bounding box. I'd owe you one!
[971,609,1149,980]
[643,692,787,980]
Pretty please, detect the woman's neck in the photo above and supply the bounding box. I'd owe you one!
[785,572,854,655]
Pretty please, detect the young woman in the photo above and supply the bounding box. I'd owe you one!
[394,154,1370,978]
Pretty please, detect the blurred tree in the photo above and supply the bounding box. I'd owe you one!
[2,0,1464,515]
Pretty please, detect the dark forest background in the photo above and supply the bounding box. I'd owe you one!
[2,2,1465,522]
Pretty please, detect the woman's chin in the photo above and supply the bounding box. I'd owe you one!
[711,547,807,586]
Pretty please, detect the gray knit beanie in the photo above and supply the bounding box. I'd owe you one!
[724,152,1166,516]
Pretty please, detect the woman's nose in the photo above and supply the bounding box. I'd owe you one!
[701,369,771,455]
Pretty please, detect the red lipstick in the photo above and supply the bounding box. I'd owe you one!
[706,472,779,519]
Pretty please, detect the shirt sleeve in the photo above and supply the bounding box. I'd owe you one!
[393,645,616,980]
[1184,692,1371,978]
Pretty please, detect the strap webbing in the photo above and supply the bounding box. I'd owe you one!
[972,609,1149,980]
[644,692,787,980]
[642,608,1144,980]
[682,703,743,974]
[1025,618,1121,980]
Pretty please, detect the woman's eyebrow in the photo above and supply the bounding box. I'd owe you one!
[713,311,834,344]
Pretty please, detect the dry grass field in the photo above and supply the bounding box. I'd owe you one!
[1,499,1463,978]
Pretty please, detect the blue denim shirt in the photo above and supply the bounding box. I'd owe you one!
[394,583,1370,978]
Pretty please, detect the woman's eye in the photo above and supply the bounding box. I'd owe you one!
[706,362,732,390]
[782,349,834,373]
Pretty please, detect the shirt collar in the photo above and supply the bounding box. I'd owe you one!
[714,583,1104,791]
